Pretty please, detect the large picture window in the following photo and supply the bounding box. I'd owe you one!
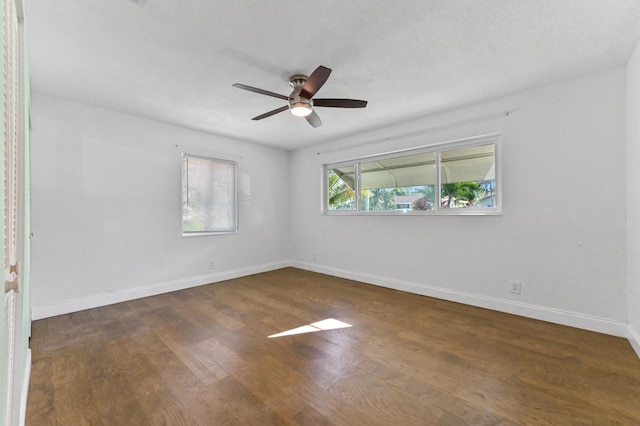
[182,154,237,235]
[324,135,500,215]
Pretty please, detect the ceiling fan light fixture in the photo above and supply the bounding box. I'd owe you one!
[290,102,312,117]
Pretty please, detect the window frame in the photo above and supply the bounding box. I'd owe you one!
[322,134,502,216]
[182,153,238,237]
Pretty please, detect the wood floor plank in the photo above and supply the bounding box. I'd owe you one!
[329,376,443,424]
[131,332,243,425]
[92,374,151,425]
[49,346,104,426]
[148,401,199,426]
[212,376,292,425]
[27,268,640,425]
[153,324,228,385]
[26,354,56,426]
[293,404,333,426]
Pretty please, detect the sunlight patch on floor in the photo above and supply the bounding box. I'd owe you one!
[268,318,351,338]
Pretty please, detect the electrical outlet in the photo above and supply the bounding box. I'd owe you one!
[209,261,216,269]
[510,280,522,295]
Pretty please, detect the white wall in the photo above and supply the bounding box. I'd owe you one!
[30,66,634,343]
[290,67,629,336]
[627,41,640,356]
[30,94,290,318]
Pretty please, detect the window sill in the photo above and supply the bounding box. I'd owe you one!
[322,208,502,216]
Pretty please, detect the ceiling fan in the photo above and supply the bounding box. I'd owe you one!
[232,65,367,128]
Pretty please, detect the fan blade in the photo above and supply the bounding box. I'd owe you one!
[233,83,289,101]
[252,105,289,121]
[313,99,368,108]
[300,66,331,99]
[305,110,322,128]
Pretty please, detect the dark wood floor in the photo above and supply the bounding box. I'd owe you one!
[27,268,640,425]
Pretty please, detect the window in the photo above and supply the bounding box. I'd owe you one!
[182,154,237,235]
[327,165,356,210]
[323,135,500,215]
[359,151,436,212]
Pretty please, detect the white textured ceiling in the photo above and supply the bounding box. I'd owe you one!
[25,0,640,151]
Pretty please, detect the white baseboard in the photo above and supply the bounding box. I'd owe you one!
[31,261,289,320]
[628,325,640,359]
[18,349,31,426]
[292,261,630,338]
[31,260,633,345]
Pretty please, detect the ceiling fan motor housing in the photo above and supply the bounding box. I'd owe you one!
[289,75,313,111]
